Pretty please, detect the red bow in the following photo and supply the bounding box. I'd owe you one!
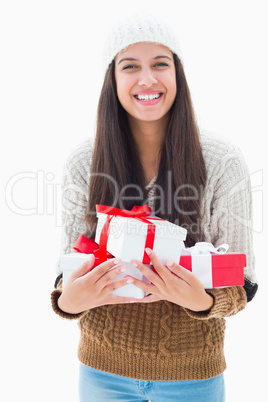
[96,204,158,264]
[73,235,114,268]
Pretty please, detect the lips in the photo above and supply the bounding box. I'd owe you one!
[133,91,163,104]
[134,93,162,101]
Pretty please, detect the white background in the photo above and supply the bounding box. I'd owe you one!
[1,0,267,401]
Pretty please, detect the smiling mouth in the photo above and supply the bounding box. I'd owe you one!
[134,93,163,101]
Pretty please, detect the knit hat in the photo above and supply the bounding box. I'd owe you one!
[103,15,181,73]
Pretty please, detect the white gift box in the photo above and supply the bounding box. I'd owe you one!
[60,253,151,299]
[95,213,187,264]
[60,253,91,288]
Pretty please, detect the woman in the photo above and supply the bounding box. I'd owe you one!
[51,16,257,402]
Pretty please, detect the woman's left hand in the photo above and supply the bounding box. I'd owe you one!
[128,248,214,312]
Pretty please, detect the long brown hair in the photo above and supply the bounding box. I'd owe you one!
[85,54,207,246]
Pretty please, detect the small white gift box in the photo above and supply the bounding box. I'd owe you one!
[60,253,91,287]
[60,253,150,299]
[95,211,187,264]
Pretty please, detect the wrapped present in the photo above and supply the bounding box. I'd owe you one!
[179,242,245,289]
[60,236,151,299]
[60,253,92,287]
[61,237,111,287]
[94,204,187,265]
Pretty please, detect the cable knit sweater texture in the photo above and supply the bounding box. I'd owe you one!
[51,133,256,381]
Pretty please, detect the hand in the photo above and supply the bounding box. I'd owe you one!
[128,248,214,312]
[58,254,139,314]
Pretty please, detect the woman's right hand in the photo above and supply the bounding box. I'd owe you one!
[57,254,136,314]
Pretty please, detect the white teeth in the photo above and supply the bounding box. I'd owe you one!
[136,93,161,101]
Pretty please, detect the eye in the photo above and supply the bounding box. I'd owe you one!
[154,62,169,67]
[122,64,137,70]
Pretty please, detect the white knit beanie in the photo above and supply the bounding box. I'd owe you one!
[103,15,181,73]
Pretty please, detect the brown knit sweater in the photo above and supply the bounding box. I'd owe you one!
[51,133,256,381]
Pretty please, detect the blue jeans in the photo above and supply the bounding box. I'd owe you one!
[79,363,225,402]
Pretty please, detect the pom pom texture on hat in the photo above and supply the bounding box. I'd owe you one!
[103,15,181,72]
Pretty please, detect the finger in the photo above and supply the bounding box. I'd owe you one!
[165,260,194,285]
[102,276,137,296]
[89,257,122,281]
[130,260,164,286]
[143,248,172,281]
[123,275,158,295]
[71,254,95,280]
[96,264,129,286]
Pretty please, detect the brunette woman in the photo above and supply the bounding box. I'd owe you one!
[51,16,257,402]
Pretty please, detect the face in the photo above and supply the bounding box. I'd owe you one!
[114,42,177,126]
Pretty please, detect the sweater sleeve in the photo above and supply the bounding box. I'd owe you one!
[51,279,89,320]
[185,138,257,320]
[50,139,92,319]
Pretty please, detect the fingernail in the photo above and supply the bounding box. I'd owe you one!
[119,266,128,273]
[113,258,121,264]
[131,261,138,267]
[166,259,174,267]
[126,278,134,284]
[145,248,151,255]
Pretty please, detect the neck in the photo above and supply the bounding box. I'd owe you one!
[128,116,168,184]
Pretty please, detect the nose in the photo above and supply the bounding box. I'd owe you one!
[138,67,157,87]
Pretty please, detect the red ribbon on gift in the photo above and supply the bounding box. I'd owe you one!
[96,204,160,264]
[73,234,114,268]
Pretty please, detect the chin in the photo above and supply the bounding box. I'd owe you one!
[135,112,167,123]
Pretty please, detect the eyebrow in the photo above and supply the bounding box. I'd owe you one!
[118,55,172,65]
[118,57,138,65]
